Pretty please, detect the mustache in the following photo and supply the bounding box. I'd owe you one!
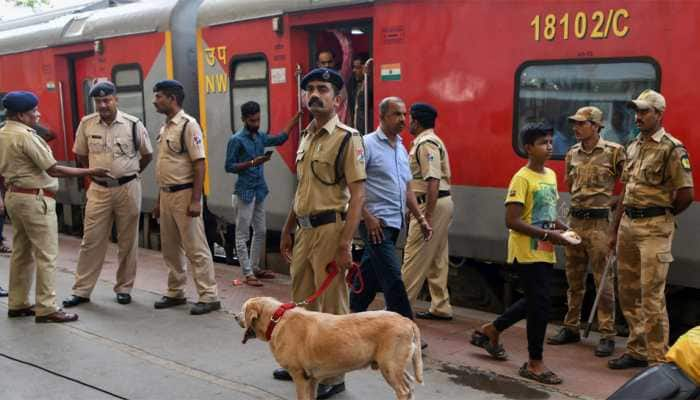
[308,97,323,107]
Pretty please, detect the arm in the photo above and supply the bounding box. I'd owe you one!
[280,208,297,263]
[139,153,153,173]
[362,205,384,244]
[187,158,206,217]
[406,187,432,240]
[47,163,109,178]
[505,203,568,245]
[672,187,694,215]
[335,180,365,269]
[423,178,439,224]
[607,187,626,252]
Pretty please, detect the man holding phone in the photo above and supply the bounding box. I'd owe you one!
[225,101,300,286]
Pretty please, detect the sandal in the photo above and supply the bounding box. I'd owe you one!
[518,362,563,385]
[470,330,508,360]
[244,276,263,287]
[0,245,10,255]
[254,269,275,279]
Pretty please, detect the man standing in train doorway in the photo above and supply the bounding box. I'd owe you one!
[274,67,366,399]
[224,101,300,287]
[547,106,625,357]
[63,81,153,308]
[402,103,454,321]
[0,91,109,323]
[608,90,694,369]
[151,80,221,316]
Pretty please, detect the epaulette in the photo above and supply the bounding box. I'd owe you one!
[661,133,684,149]
[81,112,100,122]
[336,121,360,136]
[603,140,623,150]
[120,112,140,123]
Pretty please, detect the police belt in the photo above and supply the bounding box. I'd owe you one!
[624,206,670,219]
[160,182,194,193]
[569,207,609,220]
[296,211,346,229]
[416,190,451,205]
[8,186,55,199]
[92,174,137,188]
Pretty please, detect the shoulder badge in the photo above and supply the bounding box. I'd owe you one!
[681,154,692,171]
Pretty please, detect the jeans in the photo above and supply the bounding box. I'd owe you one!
[233,194,266,277]
[0,213,5,243]
[350,224,414,319]
[493,261,553,361]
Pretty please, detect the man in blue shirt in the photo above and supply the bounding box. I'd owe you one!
[350,97,432,323]
[225,101,300,286]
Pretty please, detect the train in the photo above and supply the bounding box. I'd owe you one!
[1,0,698,330]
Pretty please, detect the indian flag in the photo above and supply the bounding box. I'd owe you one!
[381,63,401,81]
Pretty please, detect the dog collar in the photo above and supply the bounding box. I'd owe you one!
[265,302,296,341]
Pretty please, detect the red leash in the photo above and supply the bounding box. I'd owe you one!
[265,261,363,340]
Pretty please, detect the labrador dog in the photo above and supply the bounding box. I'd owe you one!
[236,296,423,400]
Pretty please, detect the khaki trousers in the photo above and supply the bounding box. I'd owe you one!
[72,179,141,297]
[5,192,58,317]
[563,217,616,338]
[159,188,218,302]
[402,196,454,318]
[616,213,674,363]
[290,217,349,385]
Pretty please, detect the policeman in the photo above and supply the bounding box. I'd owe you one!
[608,90,694,369]
[151,80,220,315]
[0,91,108,322]
[273,68,366,399]
[402,103,454,320]
[547,106,625,357]
[63,81,153,308]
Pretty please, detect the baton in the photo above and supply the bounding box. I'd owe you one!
[362,58,373,135]
[295,64,303,133]
[583,254,616,338]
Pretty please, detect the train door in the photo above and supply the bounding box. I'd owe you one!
[298,20,373,133]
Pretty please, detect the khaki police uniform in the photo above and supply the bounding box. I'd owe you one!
[617,128,694,363]
[156,110,218,302]
[0,120,60,317]
[291,114,366,385]
[563,138,625,338]
[71,111,152,298]
[402,128,454,318]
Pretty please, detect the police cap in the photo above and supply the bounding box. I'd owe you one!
[153,79,184,92]
[89,81,116,97]
[301,68,344,91]
[410,102,438,125]
[1,91,38,113]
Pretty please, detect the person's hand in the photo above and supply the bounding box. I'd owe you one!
[187,201,202,217]
[365,213,384,244]
[252,155,270,166]
[424,213,433,228]
[546,230,570,246]
[280,229,294,263]
[89,167,111,178]
[419,217,433,241]
[152,204,160,219]
[334,243,352,271]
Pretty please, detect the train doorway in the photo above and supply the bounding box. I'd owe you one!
[304,20,373,134]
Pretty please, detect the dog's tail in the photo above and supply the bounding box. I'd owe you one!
[411,322,424,384]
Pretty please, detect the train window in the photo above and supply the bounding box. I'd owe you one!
[514,59,660,158]
[112,64,145,121]
[229,55,269,133]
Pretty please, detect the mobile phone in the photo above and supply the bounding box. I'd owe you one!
[264,150,274,157]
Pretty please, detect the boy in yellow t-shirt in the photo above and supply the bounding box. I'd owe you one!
[471,122,572,385]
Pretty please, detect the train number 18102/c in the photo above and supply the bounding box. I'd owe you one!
[530,9,630,42]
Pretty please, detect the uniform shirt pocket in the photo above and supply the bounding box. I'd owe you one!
[88,135,106,153]
[310,150,336,184]
[643,164,664,185]
[114,136,136,159]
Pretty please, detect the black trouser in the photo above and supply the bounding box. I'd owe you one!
[350,224,414,319]
[493,261,552,361]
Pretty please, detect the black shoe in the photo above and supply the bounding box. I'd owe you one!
[608,354,648,369]
[62,295,90,308]
[415,311,453,321]
[154,296,187,309]
[316,382,345,399]
[190,301,221,315]
[8,307,35,318]
[595,338,615,357]
[273,368,292,381]
[116,293,132,305]
[547,327,581,345]
[0,286,8,297]
[421,339,428,350]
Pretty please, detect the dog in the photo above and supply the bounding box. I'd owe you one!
[236,296,423,400]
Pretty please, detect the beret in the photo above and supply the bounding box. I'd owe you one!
[1,91,38,113]
[153,79,184,92]
[89,81,116,97]
[301,68,344,91]
[410,102,438,122]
